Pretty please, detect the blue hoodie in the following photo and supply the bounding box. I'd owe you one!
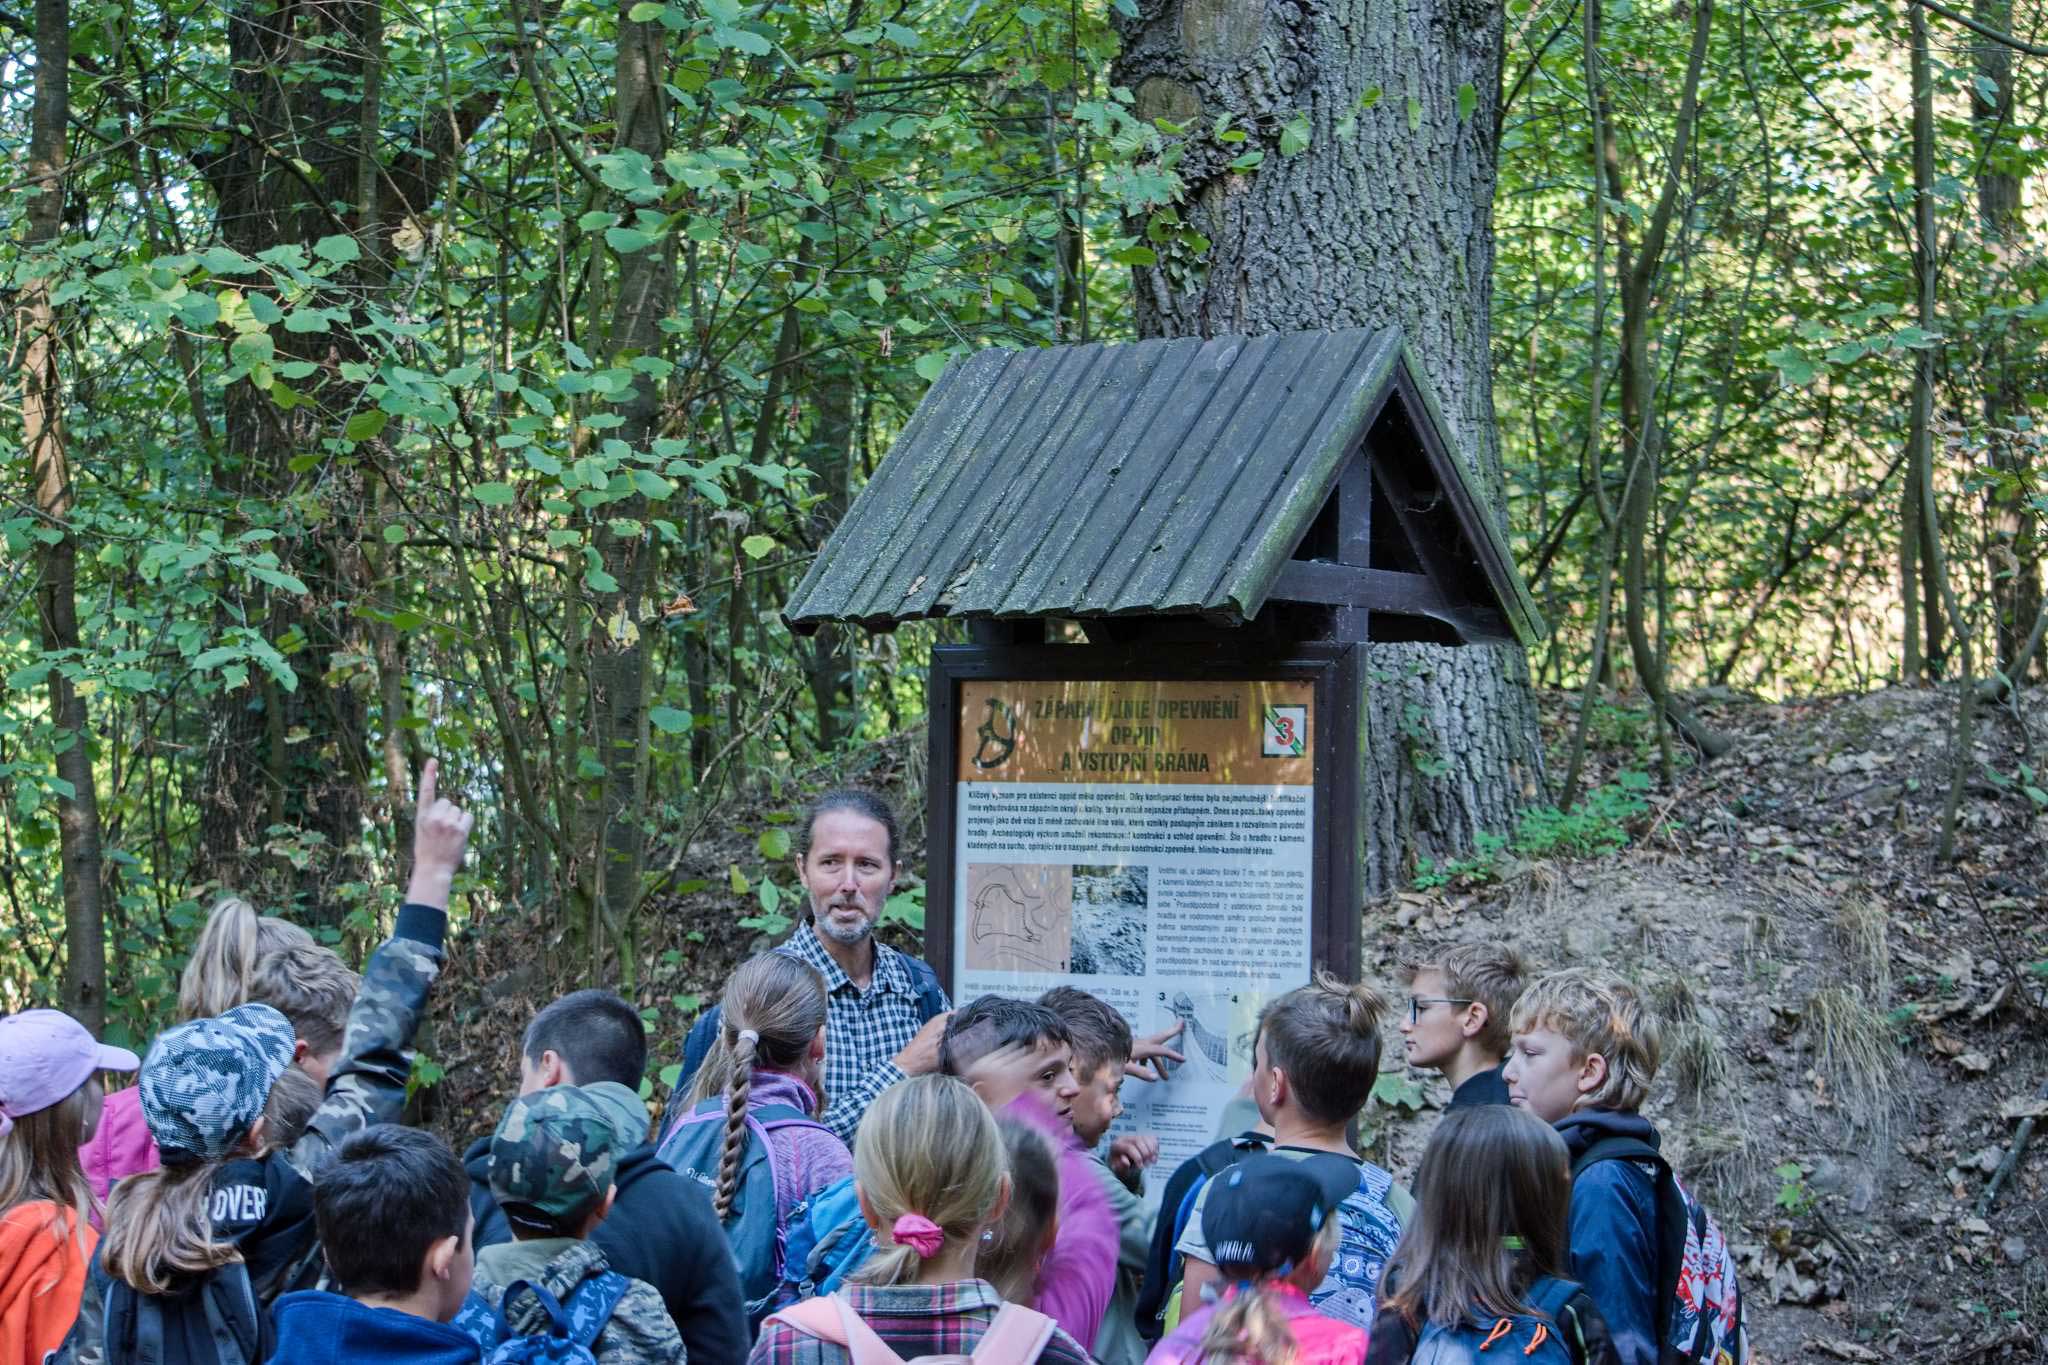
[1556,1110,1663,1365]
[266,1289,480,1365]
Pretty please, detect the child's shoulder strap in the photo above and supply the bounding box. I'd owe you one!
[1568,1134,1666,1179]
[769,1294,906,1365]
[1524,1276,1583,1323]
[968,1304,1057,1365]
[565,1271,632,1348]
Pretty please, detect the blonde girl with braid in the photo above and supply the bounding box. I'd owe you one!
[660,953,851,1321]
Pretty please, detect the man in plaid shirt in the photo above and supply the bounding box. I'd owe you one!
[676,790,951,1140]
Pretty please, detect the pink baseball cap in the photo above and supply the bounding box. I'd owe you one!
[0,1009,139,1136]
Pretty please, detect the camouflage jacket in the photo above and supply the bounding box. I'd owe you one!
[287,903,447,1175]
[53,911,445,1365]
[465,1238,685,1365]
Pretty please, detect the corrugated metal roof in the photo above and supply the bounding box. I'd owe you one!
[784,326,1542,643]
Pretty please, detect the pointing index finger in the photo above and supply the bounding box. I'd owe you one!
[418,757,438,813]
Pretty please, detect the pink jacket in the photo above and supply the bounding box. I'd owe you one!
[1005,1093,1118,1353]
[1148,1284,1369,1365]
[78,1084,158,1222]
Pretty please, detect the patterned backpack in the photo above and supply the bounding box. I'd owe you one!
[1294,1153,1416,1334]
[1572,1138,1750,1365]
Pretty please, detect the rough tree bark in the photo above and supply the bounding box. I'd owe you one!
[23,0,107,1030]
[1113,0,1545,892]
[1973,0,2042,684]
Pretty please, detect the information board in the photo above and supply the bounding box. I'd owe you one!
[949,677,1317,1196]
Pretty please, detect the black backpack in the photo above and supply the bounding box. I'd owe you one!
[1571,1137,1750,1365]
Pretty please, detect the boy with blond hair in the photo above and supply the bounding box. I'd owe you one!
[1397,942,1528,1108]
[1506,969,1748,1365]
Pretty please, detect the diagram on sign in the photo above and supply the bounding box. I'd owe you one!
[964,863,1073,973]
[1159,990,1257,1083]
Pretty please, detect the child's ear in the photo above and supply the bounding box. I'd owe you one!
[1576,1051,1609,1099]
[1461,1002,1489,1041]
[426,1233,460,1281]
[986,1172,1012,1228]
[243,1115,270,1154]
[810,1026,827,1063]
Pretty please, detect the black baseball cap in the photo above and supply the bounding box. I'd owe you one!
[1201,1153,1358,1277]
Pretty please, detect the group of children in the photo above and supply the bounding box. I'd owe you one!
[0,772,1746,1365]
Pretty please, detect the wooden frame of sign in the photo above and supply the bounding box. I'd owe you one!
[923,638,1363,1002]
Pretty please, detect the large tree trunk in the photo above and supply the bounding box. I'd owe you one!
[1974,0,2041,684]
[23,0,108,1030]
[189,0,383,918]
[1112,0,1544,892]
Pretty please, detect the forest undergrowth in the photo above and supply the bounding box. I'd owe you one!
[425,681,2048,1364]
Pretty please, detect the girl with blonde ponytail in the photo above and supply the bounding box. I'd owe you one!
[661,954,850,1319]
[750,1076,1097,1365]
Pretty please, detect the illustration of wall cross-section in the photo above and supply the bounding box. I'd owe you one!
[964,863,1073,973]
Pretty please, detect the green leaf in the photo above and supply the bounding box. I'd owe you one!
[313,234,362,264]
[631,470,676,499]
[230,331,274,367]
[282,308,331,334]
[1358,85,1382,109]
[867,278,887,305]
[713,23,772,54]
[880,21,921,47]
[757,828,791,859]
[1279,113,1312,157]
[758,878,782,916]
[1765,345,1819,386]
[471,481,517,505]
[1456,82,1477,122]
[740,534,775,559]
[605,225,661,253]
[245,565,307,594]
[584,564,620,593]
[729,863,750,895]
[627,0,664,17]
[914,351,951,381]
[343,410,389,442]
[647,712,696,740]
[1406,97,1423,133]
[650,705,693,734]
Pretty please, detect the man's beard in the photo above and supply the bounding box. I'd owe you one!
[814,902,875,946]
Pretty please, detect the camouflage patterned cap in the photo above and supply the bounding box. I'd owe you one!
[140,1002,296,1163]
[488,1085,618,1231]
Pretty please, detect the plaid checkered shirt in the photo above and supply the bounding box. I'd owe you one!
[749,1280,1096,1365]
[777,922,947,1140]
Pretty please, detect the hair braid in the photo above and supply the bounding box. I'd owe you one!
[713,1025,757,1220]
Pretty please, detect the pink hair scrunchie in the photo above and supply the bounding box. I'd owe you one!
[891,1213,946,1259]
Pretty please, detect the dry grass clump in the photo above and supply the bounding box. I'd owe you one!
[1831,896,1891,1005]
[1804,984,1896,1139]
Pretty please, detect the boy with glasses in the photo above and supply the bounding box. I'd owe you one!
[1396,943,1529,1109]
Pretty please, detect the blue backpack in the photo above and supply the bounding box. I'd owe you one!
[655,1098,833,1320]
[457,1274,630,1365]
[775,1175,874,1303]
[1410,1277,1581,1364]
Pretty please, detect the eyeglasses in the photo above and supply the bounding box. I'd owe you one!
[1407,995,1475,1024]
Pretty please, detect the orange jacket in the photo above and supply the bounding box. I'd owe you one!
[0,1201,95,1365]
